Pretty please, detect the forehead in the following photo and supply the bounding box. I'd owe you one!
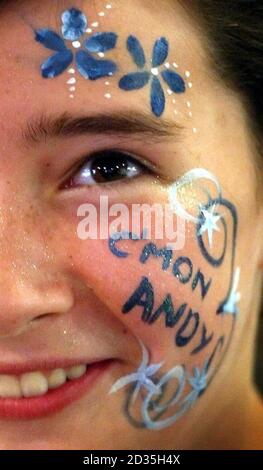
[0,0,206,139]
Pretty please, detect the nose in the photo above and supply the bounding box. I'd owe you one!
[0,201,74,338]
[0,273,74,338]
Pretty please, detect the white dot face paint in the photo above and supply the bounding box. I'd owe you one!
[67,77,76,85]
[35,3,197,133]
[151,67,159,76]
[72,41,81,48]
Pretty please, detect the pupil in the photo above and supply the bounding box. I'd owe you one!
[90,152,130,183]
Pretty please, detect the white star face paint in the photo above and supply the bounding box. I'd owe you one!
[198,205,222,248]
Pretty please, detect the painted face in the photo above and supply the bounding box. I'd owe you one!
[0,0,262,450]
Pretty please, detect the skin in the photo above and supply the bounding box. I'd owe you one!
[0,0,262,449]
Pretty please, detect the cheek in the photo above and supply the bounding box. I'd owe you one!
[63,211,236,371]
[55,169,240,383]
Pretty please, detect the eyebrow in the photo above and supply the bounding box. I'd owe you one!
[21,111,183,145]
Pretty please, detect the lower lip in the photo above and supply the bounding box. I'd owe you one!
[0,360,116,420]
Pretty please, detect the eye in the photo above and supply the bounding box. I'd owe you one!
[63,149,149,188]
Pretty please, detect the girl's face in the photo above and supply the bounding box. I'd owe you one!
[0,0,262,449]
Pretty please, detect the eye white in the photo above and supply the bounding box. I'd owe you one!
[72,156,142,186]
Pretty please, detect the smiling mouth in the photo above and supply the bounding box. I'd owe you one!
[0,359,117,420]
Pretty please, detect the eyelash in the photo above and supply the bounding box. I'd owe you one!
[60,149,154,189]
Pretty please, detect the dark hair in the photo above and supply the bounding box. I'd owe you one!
[182,0,263,144]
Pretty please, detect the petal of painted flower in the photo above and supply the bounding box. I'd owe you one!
[61,7,88,41]
[161,70,186,93]
[138,338,150,368]
[35,29,67,52]
[76,50,117,80]
[151,77,165,117]
[152,37,169,67]
[146,362,165,376]
[108,373,140,394]
[84,32,118,53]
[41,50,73,78]
[127,35,146,69]
[119,72,150,90]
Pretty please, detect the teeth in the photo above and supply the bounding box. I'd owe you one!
[66,365,87,380]
[48,368,67,390]
[0,364,87,399]
[0,375,22,398]
[21,372,49,398]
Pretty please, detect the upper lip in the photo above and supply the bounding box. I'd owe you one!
[0,357,114,375]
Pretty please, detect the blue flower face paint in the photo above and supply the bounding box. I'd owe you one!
[34,6,191,117]
[35,6,118,94]
[119,36,186,117]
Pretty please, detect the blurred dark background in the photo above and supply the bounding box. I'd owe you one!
[255,315,263,395]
